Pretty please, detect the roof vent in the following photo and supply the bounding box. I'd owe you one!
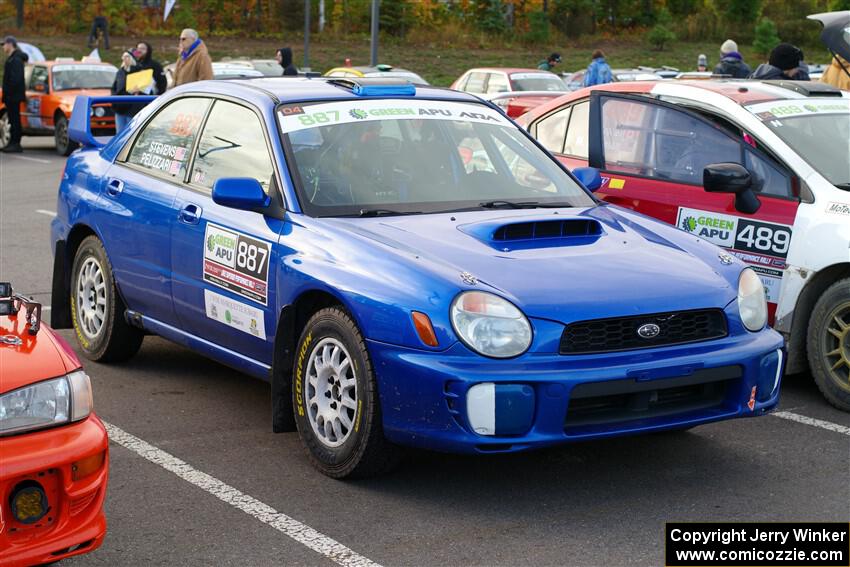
[763,80,843,97]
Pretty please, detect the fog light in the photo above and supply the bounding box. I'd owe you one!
[467,383,535,436]
[11,483,48,524]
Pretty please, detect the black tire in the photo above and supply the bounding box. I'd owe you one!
[0,111,10,150]
[292,307,399,478]
[54,114,78,156]
[70,236,143,362]
[807,278,850,411]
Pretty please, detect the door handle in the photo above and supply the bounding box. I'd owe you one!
[105,178,124,197]
[178,203,203,225]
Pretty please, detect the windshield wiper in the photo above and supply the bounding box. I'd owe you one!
[478,200,575,209]
[357,208,421,217]
[834,183,850,191]
[479,200,541,209]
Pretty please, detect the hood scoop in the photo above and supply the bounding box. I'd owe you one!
[459,218,604,250]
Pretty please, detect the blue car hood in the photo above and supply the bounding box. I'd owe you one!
[325,206,737,323]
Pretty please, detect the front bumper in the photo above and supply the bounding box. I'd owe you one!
[0,415,108,567]
[370,325,785,454]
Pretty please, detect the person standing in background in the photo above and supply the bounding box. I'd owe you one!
[2,36,26,153]
[713,39,751,78]
[750,43,810,81]
[173,29,213,87]
[135,41,167,94]
[111,50,140,133]
[697,54,708,72]
[537,52,562,71]
[276,47,298,76]
[820,53,850,91]
[582,50,612,87]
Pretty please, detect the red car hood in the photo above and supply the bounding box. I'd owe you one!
[0,316,81,394]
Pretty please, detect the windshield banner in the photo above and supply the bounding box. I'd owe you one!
[52,64,114,74]
[747,99,850,122]
[278,99,510,134]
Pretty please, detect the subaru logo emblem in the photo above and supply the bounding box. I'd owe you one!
[637,323,661,339]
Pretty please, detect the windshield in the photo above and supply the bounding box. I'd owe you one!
[51,64,116,91]
[278,99,593,217]
[250,61,282,77]
[509,73,566,92]
[747,99,850,186]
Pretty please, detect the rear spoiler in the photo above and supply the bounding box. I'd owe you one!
[69,95,157,148]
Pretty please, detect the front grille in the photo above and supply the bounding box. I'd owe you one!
[565,366,740,430]
[559,309,727,354]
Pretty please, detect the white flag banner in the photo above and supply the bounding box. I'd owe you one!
[82,48,101,62]
[164,0,177,21]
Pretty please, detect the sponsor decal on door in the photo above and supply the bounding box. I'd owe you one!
[203,223,271,305]
[204,289,267,340]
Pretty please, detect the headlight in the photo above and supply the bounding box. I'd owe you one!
[450,291,532,358]
[0,371,92,436]
[738,268,767,332]
[93,106,106,117]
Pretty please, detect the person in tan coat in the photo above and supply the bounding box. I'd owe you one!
[820,54,850,91]
[173,28,213,87]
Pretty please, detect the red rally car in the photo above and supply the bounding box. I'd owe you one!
[0,283,108,565]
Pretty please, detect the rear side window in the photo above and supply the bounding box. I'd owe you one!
[486,73,509,94]
[30,66,48,91]
[464,72,487,94]
[563,101,589,158]
[127,97,211,179]
[536,108,570,154]
[190,100,275,192]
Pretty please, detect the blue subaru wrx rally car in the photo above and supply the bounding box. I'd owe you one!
[50,77,785,478]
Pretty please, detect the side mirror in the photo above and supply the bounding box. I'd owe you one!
[703,163,761,214]
[572,166,602,192]
[212,178,270,211]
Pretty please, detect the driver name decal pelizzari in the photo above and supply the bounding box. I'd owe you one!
[203,223,270,305]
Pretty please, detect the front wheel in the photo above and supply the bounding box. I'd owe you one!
[70,236,143,362]
[293,307,399,478]
[54,114,78,156]
[807,278,850,411]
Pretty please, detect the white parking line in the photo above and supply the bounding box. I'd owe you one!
[103,422,381,567]
[2,154,52,164]
[35,209,57,217]
[772,411,850,436]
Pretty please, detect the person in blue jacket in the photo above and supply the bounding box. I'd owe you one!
[583,49,612,87]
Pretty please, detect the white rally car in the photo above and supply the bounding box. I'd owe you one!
[519,79,850,410]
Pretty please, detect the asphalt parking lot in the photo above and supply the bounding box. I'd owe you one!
[1,139,849,567]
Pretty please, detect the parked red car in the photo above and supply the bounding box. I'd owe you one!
[0,283,108,565]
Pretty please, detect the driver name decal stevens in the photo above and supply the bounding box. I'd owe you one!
[203,223,271,305]
[676,207,793,303]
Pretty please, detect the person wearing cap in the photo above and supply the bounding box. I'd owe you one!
[697,54,708,72]
[537,52,562,71]
[750,43,811,81]
[582,49,612,87]
[2,35,26,153]
[713,39,751,78]
[173,28,213,88]
[276,47,298,76]
[111,50,141,132]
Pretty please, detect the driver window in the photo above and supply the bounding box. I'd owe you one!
[30,66,48,92]
[191,100,275,193]
[602,98,740,183]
